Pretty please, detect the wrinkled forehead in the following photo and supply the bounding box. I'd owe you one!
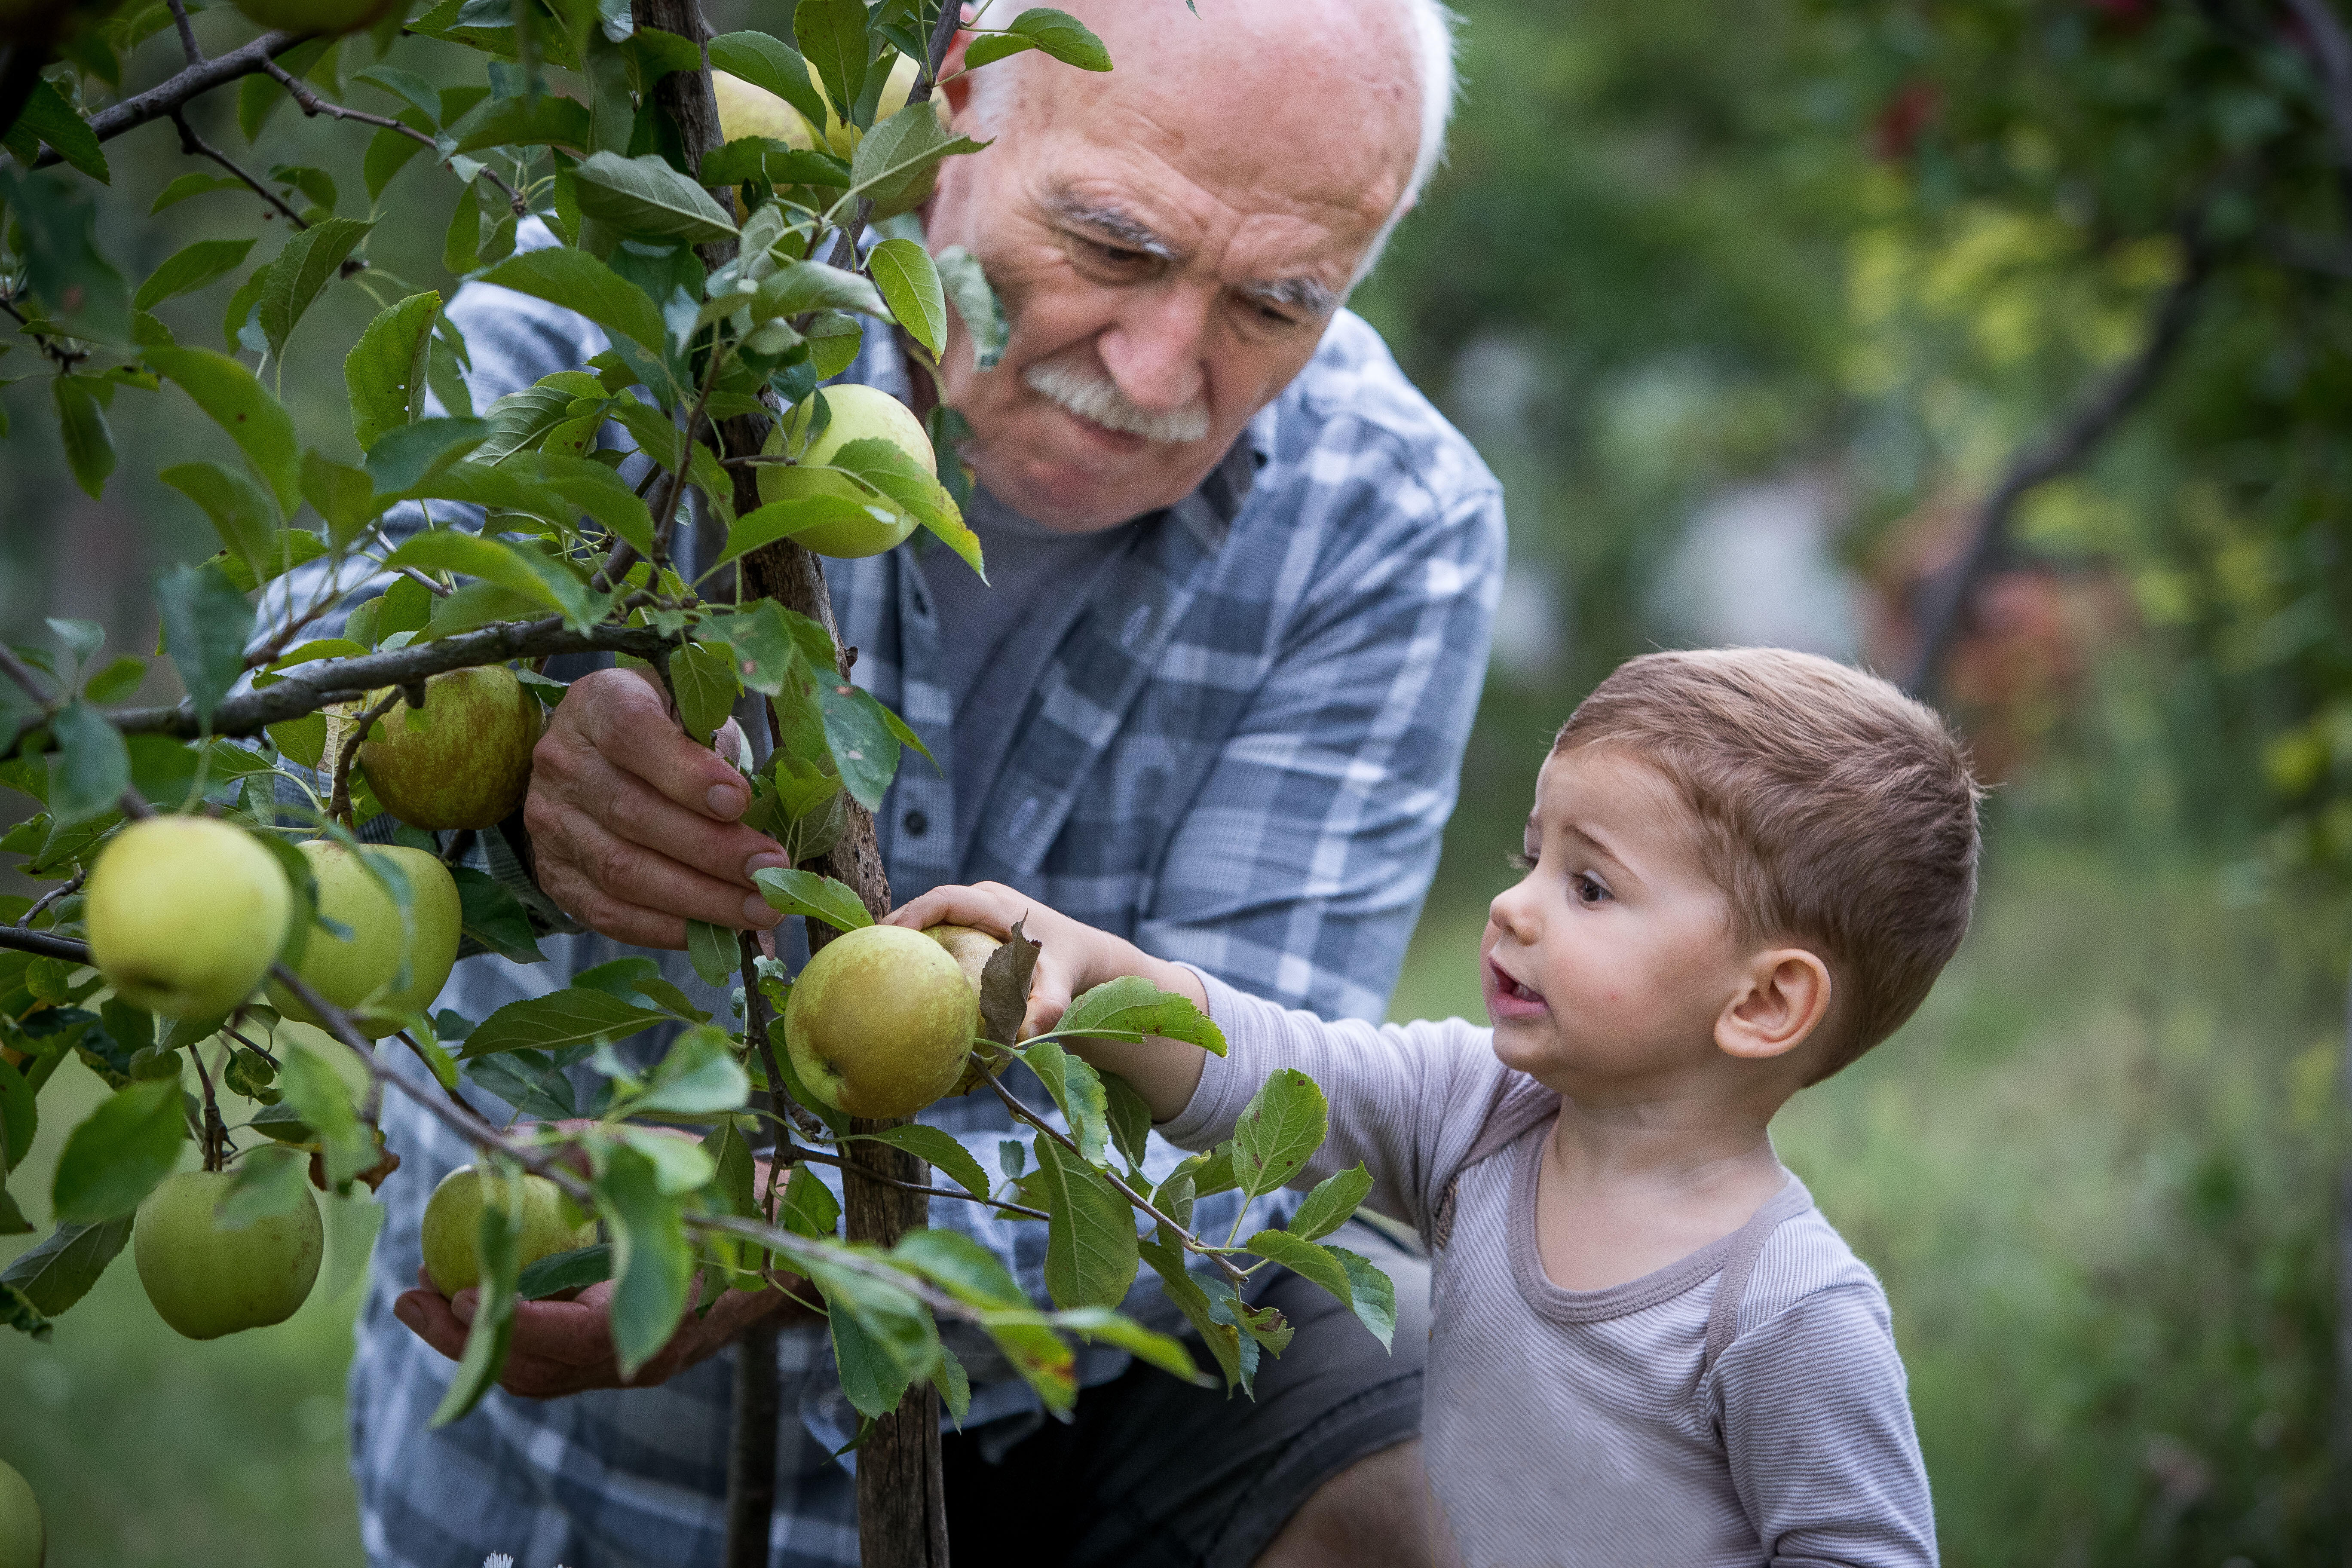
[1008,0,1420,246]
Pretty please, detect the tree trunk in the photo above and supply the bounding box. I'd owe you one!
[632,6,943,1564]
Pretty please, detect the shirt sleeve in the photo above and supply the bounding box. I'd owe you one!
[1160,970,1508,1233]
[1135,477,1505,1023]
[1713,1285,1940,1568]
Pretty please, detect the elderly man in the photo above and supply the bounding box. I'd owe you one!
[351,2,1504,1564]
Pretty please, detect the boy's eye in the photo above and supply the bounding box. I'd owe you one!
[1573,873,1611,906]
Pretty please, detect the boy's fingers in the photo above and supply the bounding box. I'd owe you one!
[1020,971,1074,1040]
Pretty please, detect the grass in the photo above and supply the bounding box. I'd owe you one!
[4,843,2344,1565]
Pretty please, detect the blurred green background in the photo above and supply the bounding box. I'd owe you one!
[5,0,2352,1563]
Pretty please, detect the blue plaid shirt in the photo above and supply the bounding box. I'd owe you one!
[348,234,1505,1568]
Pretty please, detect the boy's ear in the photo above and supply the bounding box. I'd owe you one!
[1715,949,1832,1064]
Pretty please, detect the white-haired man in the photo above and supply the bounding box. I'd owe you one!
[355,2,1505,1563]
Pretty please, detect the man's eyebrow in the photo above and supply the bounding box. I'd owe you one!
[1047,197,1179,260]
[1237,276,1339,318]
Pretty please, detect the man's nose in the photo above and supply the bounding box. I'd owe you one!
[1094,284,1212,412]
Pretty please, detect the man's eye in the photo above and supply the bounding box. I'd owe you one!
[1082,238,1148,266]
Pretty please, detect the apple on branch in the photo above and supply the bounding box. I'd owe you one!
[85,817,294,1021]
[358,665,544,832]
[266,841,463,1040]
[757,385,937,559]
[784,925,980,1119]
[134,1171,324,1341]
[419,1166,595,1298]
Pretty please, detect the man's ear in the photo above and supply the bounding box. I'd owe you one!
[1714,949,1831,1063]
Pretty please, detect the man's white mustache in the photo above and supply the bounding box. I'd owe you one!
[1021,355,1211,445]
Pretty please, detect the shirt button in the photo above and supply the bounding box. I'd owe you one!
[912,589,930,615]
[903,810,928,837]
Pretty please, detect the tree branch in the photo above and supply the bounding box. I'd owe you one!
[39,30,308,156]
[0,926,88,962]
[260,59,532,216]
[99,617,674,741]
[165,0,204,66]
[172,110,308,230]
[1902,230,2214,698]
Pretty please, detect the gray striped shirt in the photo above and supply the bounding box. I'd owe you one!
[1165,973,1940,1568]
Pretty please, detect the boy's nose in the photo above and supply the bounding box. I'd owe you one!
[1488,879,1540,942]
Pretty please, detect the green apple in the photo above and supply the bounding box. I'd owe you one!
[756,385,935,559]
[86,817,293,1020]
[923,924,1001,994]
[784,924,978,1118]
[420,1166,594,1297]
[134,1170,322,1340]
[233,0,401,34]
[266,842,462,1039]
[358,664,542,831]
[0,1459,39,1568]
[713,52,920,157]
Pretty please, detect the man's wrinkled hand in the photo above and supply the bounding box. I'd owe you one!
[392,1266,809,1400]
[524,665,791,949]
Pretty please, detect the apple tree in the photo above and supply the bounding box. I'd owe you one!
[0,3,1397,1563]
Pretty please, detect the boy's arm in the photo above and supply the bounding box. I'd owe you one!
[885,881,1213,1120]
[1715,1285,1940,1568]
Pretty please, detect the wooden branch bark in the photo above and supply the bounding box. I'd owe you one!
[629,3,942,1564]
[1902,232,2212,698]
[37,28,307,157]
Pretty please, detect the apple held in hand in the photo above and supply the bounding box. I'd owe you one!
[756,385,936,559]
[266,842,462,1039]
[134,1170,323,1340]
[923,924,1001,992]
[0,1459,40,1568]
[358,665,542,831]
[86,816,293,1020]
[784,925,980,1119]
[420,1166,595,1297]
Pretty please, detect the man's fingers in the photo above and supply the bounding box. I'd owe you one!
[536,801,782,931]
[393,1285,471,1361]
[573,667,756,823]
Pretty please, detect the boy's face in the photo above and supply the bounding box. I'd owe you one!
[1480,748,1761,1094]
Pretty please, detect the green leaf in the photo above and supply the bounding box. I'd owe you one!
[518,1242,612,1298]
[934,245,1008,371]
[510,450,655,554]
[1032,1136,1139,1310]
[365,124,431,203]
[462,1048,579,1122]
[1230,1067,1327,1199]
[258,217,375,361]
[1050,1305,1200,1381]
[1059,976,1228,1056]
[162,461,279,584]
[708,31,831,132]
[669,640,741,746]
[630,1025,750,1116]
[429,1169,523,1426]
[710,494,899,570]
[155,561,256,728]
[867,237,946,360]
[134,238,257,312]
[1021,1041,1111,1167]
[848,1125,992,1205]
[1100,1072,1155,1171]
[450,864,545,964]
[815,680,902,812]
[217,1143,314,1228]
[461,988,672,1058]
[1138,1234,1242,1389]
[442,184,481,275]
[753,867,875,932]
[845,102,990,219]
[572,151,738,244]
[48,702,129,826]
[50,1078,183,1223]
[145,347,302,517]
[353,64,443,120]
[280,1043,377,1188]
[0,167,130,343]
[150,172,249,214]
[51,376,116,500]
[446,92,594,155]
[890,1228,1029,1309]
[1286,1163,1372,1244]
[344,291,441,451]
[971,8,1113,72]
[381,528,564,614]
[1327,1243,1397,1349]
[751,258,887,320]
[596,1145,694,1378]
[829,1294,912,1419]
[685,918,738,988]
[9,78,107,181]
[931,1342,972,1427]
[0,1217,132,1316]
[793,0,869,122]
[779,1162,839,1238]
[477,247,672,387]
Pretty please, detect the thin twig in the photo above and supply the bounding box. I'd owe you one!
[784,1142,1049,1222]
[39,30,306,156]
[395,1029,489,1115]
[262,60,531,216]
[165,0,203,66]
[0,295,85,370]
[171,110,308,230]
[14,869,86,929]
[329,690,401,829]
[0,646,55,707]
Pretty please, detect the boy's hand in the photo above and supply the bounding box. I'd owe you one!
[885,881,1115,1041]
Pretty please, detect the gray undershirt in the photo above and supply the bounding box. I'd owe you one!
[917,484,1139,867]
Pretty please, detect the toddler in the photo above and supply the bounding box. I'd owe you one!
[890,647,1979,1566]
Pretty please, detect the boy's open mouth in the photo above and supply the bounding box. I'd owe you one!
[1490,961,1544,1007]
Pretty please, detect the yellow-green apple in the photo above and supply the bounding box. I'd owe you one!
[420,1166,595,1297]
[0,1459,38,1568]
[134,1170,322,1339]
[923,924,1001,993]
[86,817,292,1019]
[266,842,462,1038]
[233,0,400,34]
[784,924,978,1118]
[756,385,934,558]
[358,665,542,830]
[712,52,920,157]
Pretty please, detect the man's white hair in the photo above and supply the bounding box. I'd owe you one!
[963,0,1459,287]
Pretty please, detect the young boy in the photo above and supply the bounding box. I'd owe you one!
[890,648,1979,1567]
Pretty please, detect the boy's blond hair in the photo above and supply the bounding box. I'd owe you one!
[1555,648,1983,1082]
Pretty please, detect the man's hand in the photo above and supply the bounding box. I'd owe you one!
[525,666,790,949]
[392,1267,812,1400]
